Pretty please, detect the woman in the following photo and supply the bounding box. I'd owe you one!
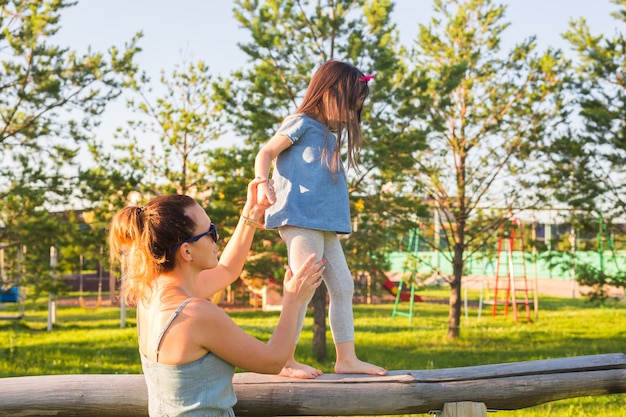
[108,177,325,416]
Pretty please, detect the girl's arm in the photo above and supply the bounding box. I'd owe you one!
[255,134,292,206]
[195,177,268,298]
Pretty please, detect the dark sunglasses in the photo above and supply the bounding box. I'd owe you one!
[169,223,219,253]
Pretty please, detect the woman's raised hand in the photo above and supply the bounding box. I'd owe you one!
[282,253,325,305]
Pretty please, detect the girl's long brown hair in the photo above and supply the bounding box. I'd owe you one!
[296,59,370,172]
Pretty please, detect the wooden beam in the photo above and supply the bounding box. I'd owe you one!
[0,353,623,417]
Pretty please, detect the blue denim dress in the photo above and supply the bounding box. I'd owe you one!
[265,114,352,234]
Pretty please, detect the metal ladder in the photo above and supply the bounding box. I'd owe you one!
[391,227,421,324]
[492,217,532,323]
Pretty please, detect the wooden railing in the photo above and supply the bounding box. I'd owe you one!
[0,353,624,417]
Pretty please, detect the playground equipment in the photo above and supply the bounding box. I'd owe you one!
[0,353,622,416]
[492,217,534,323]
[464,258,494,320]
[597,215,623,275]
[391,227,425,323]
[0,242,25,320]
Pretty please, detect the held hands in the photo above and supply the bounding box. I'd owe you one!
[244,177,276,222]
[256,177,277,207]
[282,254,325,305]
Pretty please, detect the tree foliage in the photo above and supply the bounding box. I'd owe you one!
[0,0,140,295]
[536,0,626,305]
[403,0,568,338]
[550,0,626,221]
[114,58,225,197]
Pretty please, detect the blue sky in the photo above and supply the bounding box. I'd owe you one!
[55,0,621,77]
[52,0,622,146]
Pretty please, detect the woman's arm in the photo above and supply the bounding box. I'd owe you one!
[195,177,268,298]
[195,134,293,299]
[198,254,324,373]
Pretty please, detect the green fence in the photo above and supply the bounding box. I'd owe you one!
[388,250,626,279]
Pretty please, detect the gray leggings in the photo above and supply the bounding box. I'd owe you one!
[279,225,355,344]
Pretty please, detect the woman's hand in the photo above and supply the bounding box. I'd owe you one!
[282,254,325,305]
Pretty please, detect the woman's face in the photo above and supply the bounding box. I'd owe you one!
[185,203,219,270]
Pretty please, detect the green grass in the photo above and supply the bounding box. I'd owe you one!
[0,289,624,416]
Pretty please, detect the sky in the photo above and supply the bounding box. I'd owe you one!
[52,0,623,145]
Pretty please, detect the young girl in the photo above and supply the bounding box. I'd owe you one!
[108,178,325,416]
[255,59,387,379]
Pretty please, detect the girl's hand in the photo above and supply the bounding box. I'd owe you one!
[244,177,274,221]
[256,179,277,207]
[282,254,325,305]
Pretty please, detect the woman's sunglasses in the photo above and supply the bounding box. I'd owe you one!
[169,223,219,253]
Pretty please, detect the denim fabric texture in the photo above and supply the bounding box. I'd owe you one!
[265,114,351,234]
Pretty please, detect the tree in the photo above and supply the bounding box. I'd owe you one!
[113,58,225,198]
[0,0,140,296]
[81,56,239,301]
[552,0,626,220]
[402,0,567,339]
[218,0,411,359]
[537,0,626,305]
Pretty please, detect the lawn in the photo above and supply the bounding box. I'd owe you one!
[0,288,624,416]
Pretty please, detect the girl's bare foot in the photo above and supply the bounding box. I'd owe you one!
[334,358,387,376]
[278,360,323,379]
[334,341,387,375]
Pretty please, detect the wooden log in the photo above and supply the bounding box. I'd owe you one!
[0,353,623,417]
[0,374,147,417]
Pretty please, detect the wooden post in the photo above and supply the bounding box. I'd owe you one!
[48,245,57,331]
[442,401,487,417]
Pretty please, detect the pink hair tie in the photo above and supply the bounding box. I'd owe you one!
[359,75,375,84]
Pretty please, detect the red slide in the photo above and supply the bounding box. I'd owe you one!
[383,278,423,302]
